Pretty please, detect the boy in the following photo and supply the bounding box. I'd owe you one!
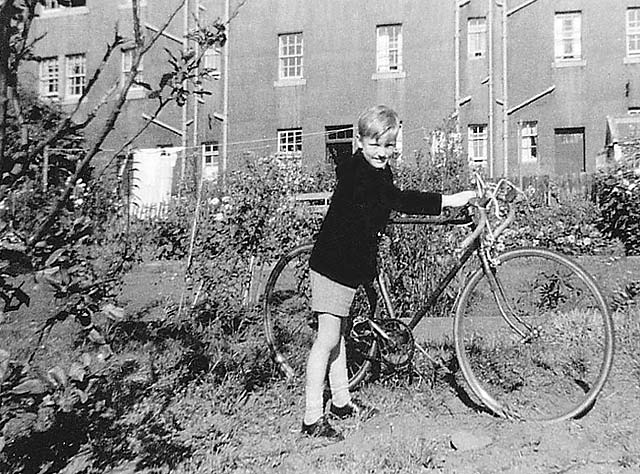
[302,105,477,440]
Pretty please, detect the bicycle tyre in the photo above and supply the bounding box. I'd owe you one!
[263,243,377,390]
[453,247,614,422]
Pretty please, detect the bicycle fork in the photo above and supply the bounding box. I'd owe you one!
[480,252,538,342]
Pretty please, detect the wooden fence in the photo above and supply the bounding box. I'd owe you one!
[295,173,598,213]
[519,173,596,205]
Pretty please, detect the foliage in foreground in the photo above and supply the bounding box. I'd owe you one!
[2,117,635,472]
[594,157,640,255]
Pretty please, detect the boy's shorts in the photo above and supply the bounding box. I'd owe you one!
[310,270,357,317]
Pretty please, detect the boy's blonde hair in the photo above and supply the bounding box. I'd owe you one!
[357,105,400,140]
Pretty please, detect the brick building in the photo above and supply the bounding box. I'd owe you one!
[22,0,226,182]
[22,0,640,183]
[226,0,640,178]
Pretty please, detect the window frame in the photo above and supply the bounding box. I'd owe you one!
[627,8,640,58]
[42,0,86,9]
[39,56,60,99]
[554,11,582,61]
[277,128,303,157]
[202,141,220,167]
[325,124,354,163]
[122,48,145,89]
[520,121,538,164]
[467,17,487,59]
[376,24,403,73]
[468,124,488,164]
[203,47,222,78]
[65,54,86,99]
[278,32,304,80]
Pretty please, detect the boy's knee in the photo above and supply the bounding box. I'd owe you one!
[314,331,341,351]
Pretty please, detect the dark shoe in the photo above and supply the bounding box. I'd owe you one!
[301,416,344,441]
[329,399,379,420]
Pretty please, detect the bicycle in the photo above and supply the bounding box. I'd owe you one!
[263,175,614,423]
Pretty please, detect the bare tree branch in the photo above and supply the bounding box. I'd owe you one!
[0,0,15,173]
[28,0,188,247]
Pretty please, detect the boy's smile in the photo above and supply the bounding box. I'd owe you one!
[358,132,397,169]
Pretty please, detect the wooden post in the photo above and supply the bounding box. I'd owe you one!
[43,146,49,191]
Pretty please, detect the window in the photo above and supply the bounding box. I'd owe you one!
[468,124,487,164]
[325,125,353,165]
[467,17,487,58]
[42,0,86,8]
[521,121,538,163]
[627,8,640,57]
[278,33,303,79]
[202,142,219,180]
[376,24,402,72]
[122,49,144,88]
[277,128,302,156]
[203,47,221,78]
[554,12,582,60]
[202,141,219,167]
[39,57,59,99]
[66,54,86,98]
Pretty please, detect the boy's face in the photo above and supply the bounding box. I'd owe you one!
[357,130,398,169]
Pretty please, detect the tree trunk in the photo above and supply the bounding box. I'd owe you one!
[0,0,14,174]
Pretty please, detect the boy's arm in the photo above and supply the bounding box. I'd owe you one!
[441,190,477,208]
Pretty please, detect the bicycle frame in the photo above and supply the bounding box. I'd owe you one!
[370,199,525,338]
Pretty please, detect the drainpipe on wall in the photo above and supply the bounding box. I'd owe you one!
[488,0,495,178]
[193,0,200,163]
[502,0,508,178]
[221,0,230,187]
[180,0,190,185]
[455,2,461,123]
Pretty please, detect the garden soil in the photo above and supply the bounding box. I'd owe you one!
[2,257,640,473]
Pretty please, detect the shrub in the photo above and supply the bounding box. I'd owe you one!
[497,196,624,257]
[594,159,640,256]
[378,119,474,318]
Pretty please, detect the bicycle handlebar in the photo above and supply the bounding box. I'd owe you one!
[389,173,524,252]
[390,211,473,226]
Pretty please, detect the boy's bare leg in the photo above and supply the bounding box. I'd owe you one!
[328,321,350,407]
[304,312,341,425]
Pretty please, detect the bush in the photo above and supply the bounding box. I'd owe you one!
[594,159,640,256]
[378,120,474,318]
[497,197,624,257]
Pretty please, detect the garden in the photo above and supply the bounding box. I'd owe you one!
[1,2,640,471]
[2,117,640,472]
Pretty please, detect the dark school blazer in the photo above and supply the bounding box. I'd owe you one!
[309,150,442,289]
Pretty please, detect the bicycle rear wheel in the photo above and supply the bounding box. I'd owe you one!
[263,243,377,390]
[454,247,614,422]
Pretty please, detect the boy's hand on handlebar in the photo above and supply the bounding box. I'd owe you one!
[442,190,479,208]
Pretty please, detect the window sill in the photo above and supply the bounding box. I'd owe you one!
[39,95,60,102]
[553,59,586,68]
[61,96,81,105]
[118,1,148,9]
[125,88,148,100]
[274,78,306,87]
[371,71,406,81]
[39,7,89,18]
[623,55,640,64]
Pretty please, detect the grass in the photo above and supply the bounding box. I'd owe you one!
[2,258,640,473]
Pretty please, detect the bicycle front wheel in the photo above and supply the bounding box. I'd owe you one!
[263,243,377,390]
[454,247,614,422]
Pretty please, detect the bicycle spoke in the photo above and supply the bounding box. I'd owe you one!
[263,244,377,389]
[454,248,613,422]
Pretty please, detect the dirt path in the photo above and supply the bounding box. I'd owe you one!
[227,347,640,474]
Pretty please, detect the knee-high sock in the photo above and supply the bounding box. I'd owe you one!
[304,313,341,425]
[328,335,350,407]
